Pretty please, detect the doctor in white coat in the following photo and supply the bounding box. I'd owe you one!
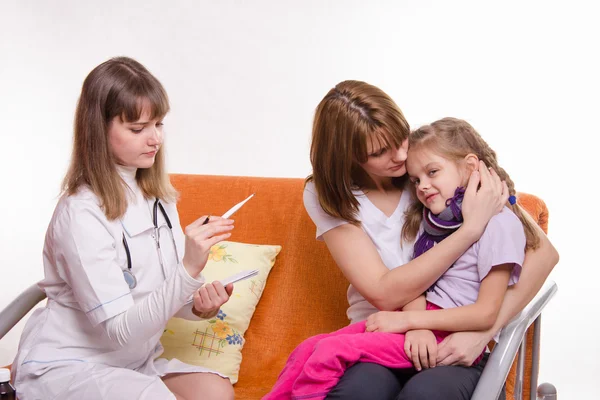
[12,57,235,400]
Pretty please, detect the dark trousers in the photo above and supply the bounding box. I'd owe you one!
[325,353,506,400]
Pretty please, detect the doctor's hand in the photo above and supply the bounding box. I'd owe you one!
[191,281,234,319]
[182,216,234,278]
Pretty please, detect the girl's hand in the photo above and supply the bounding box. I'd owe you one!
[182,216,234,278]
[461,161,509,240]
[366,311,411,333]
[405,329,438,371]
[192,281,234,319]
[436,330,492,366]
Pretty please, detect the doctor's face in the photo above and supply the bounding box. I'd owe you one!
[108,106,164,169]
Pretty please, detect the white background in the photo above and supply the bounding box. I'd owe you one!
[1,0,597,397]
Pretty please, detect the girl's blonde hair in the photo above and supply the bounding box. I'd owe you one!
[62,56,177,220]
[402,117,540,250]
[307,80,410,224]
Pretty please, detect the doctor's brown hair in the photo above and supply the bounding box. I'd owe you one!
[401,117,541,250]
[62,57,177,220]
[307,80,410,224]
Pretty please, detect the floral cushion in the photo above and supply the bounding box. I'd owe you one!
[160,241,281,383]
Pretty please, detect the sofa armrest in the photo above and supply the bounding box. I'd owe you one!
[0,283,46,341]
[471,280,558,400]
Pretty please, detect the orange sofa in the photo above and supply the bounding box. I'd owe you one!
[170,174,550,400]
[2,174,550,399]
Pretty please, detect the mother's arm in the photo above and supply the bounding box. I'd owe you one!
[437,219,559,366]
[323,165,507,311]
[323,222,480,310]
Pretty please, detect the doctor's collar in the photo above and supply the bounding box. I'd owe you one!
[116,164,137,185]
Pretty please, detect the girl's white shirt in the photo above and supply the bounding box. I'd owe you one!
[303,181,415,323]
[13,166,223,388]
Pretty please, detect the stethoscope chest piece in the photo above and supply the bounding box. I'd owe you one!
[123,269,137,289]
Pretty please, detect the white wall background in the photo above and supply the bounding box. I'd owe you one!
[1,0,597,397]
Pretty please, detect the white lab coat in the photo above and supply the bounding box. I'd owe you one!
[12,167,223,400]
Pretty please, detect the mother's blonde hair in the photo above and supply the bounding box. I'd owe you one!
[62,56,177,220]
[307,80,410,224]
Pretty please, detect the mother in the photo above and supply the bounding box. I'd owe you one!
[303,80,558,400]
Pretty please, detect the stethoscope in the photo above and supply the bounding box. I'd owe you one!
[121,198,180,289]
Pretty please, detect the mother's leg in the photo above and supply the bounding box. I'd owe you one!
[162,372,234,400]
[397,353,506,400]
[325,363,408,400]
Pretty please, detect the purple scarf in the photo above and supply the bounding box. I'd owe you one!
[413,187,465,259]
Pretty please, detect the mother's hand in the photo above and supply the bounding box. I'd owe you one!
[461,161,509,239]
[436,330,492,367]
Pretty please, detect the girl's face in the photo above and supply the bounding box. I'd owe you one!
[406,147,470,215]
[108,105,164,169]
[360,139,409,184]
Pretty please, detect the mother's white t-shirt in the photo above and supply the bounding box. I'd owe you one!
[303,181,415,323]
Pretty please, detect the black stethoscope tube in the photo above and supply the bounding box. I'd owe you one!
[122,198,174,288]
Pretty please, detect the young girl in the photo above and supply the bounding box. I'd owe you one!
[264,117,540,400]
[12,57,235,400]
[366,116,541,338]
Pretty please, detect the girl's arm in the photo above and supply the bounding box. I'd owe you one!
[402,295,427,311]
[436,217,559,366]
[366,264,513,333]
[485,213,559,333]
[402,295,439,371]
